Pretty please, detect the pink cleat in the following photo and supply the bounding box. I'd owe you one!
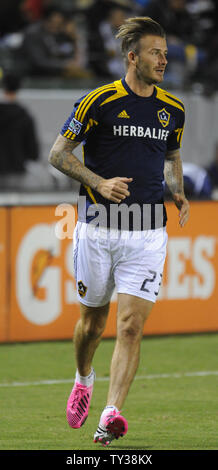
[66,381,94,429]
[94,408,128,446]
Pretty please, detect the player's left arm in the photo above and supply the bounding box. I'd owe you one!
[164,148,190,227]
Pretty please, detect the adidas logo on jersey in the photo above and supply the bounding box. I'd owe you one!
[117,110,130,118]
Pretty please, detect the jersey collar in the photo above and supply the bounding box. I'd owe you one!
[121,77,157,100]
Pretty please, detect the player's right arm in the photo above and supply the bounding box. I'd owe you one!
[49,134,132,203]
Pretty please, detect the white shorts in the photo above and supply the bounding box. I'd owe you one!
[73,222,168,306]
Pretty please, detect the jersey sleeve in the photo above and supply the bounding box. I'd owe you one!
[60,92,99,142]
[167,108,185,151]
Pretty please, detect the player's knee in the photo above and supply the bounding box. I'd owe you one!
[82,316,105,340]
[80,303,109,340]
[117,311,143,343]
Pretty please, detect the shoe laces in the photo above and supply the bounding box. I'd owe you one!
[72,384,86,405]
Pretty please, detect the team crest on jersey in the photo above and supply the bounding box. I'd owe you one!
[157,108,170,127]
[68,117,83,135]
[78,280,87,298]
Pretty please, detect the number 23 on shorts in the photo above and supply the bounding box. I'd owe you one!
[140,270,163,297]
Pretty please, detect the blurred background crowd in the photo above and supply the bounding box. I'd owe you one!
[0,0,218,198]
[1,0,218,90]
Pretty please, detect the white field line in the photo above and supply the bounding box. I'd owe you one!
[0,371,218,388]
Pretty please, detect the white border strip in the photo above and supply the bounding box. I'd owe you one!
[0,371,218,388]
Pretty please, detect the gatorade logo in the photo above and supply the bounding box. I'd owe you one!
[31,249,53,298]
[16,224,216,325]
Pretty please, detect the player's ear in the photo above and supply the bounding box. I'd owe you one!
[128,50,137,66]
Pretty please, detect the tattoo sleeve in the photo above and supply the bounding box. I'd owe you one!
[164,149,184,196]
[48,134,103,190]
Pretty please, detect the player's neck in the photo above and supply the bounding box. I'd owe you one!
[125,73,154,98]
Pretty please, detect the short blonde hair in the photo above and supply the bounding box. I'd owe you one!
[116,17,166,67]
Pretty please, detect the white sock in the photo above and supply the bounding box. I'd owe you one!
[101,405,119,416]
[75,367,95,387]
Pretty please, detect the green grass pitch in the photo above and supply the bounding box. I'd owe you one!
[0,334,218,450]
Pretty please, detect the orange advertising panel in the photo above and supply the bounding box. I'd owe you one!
[7,201,218,342]
[0,208,8,342]
[143,201,218,335]
[9,206,80,342]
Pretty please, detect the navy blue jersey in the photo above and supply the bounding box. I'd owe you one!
[61,78,185,229]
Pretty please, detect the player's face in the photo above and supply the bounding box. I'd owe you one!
[134,35,168,85]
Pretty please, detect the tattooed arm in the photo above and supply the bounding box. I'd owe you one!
[49,134,102,190]
[49,134,132,203]
[164,148,190,227]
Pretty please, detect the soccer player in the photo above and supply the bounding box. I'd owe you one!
[49,17,190,446]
